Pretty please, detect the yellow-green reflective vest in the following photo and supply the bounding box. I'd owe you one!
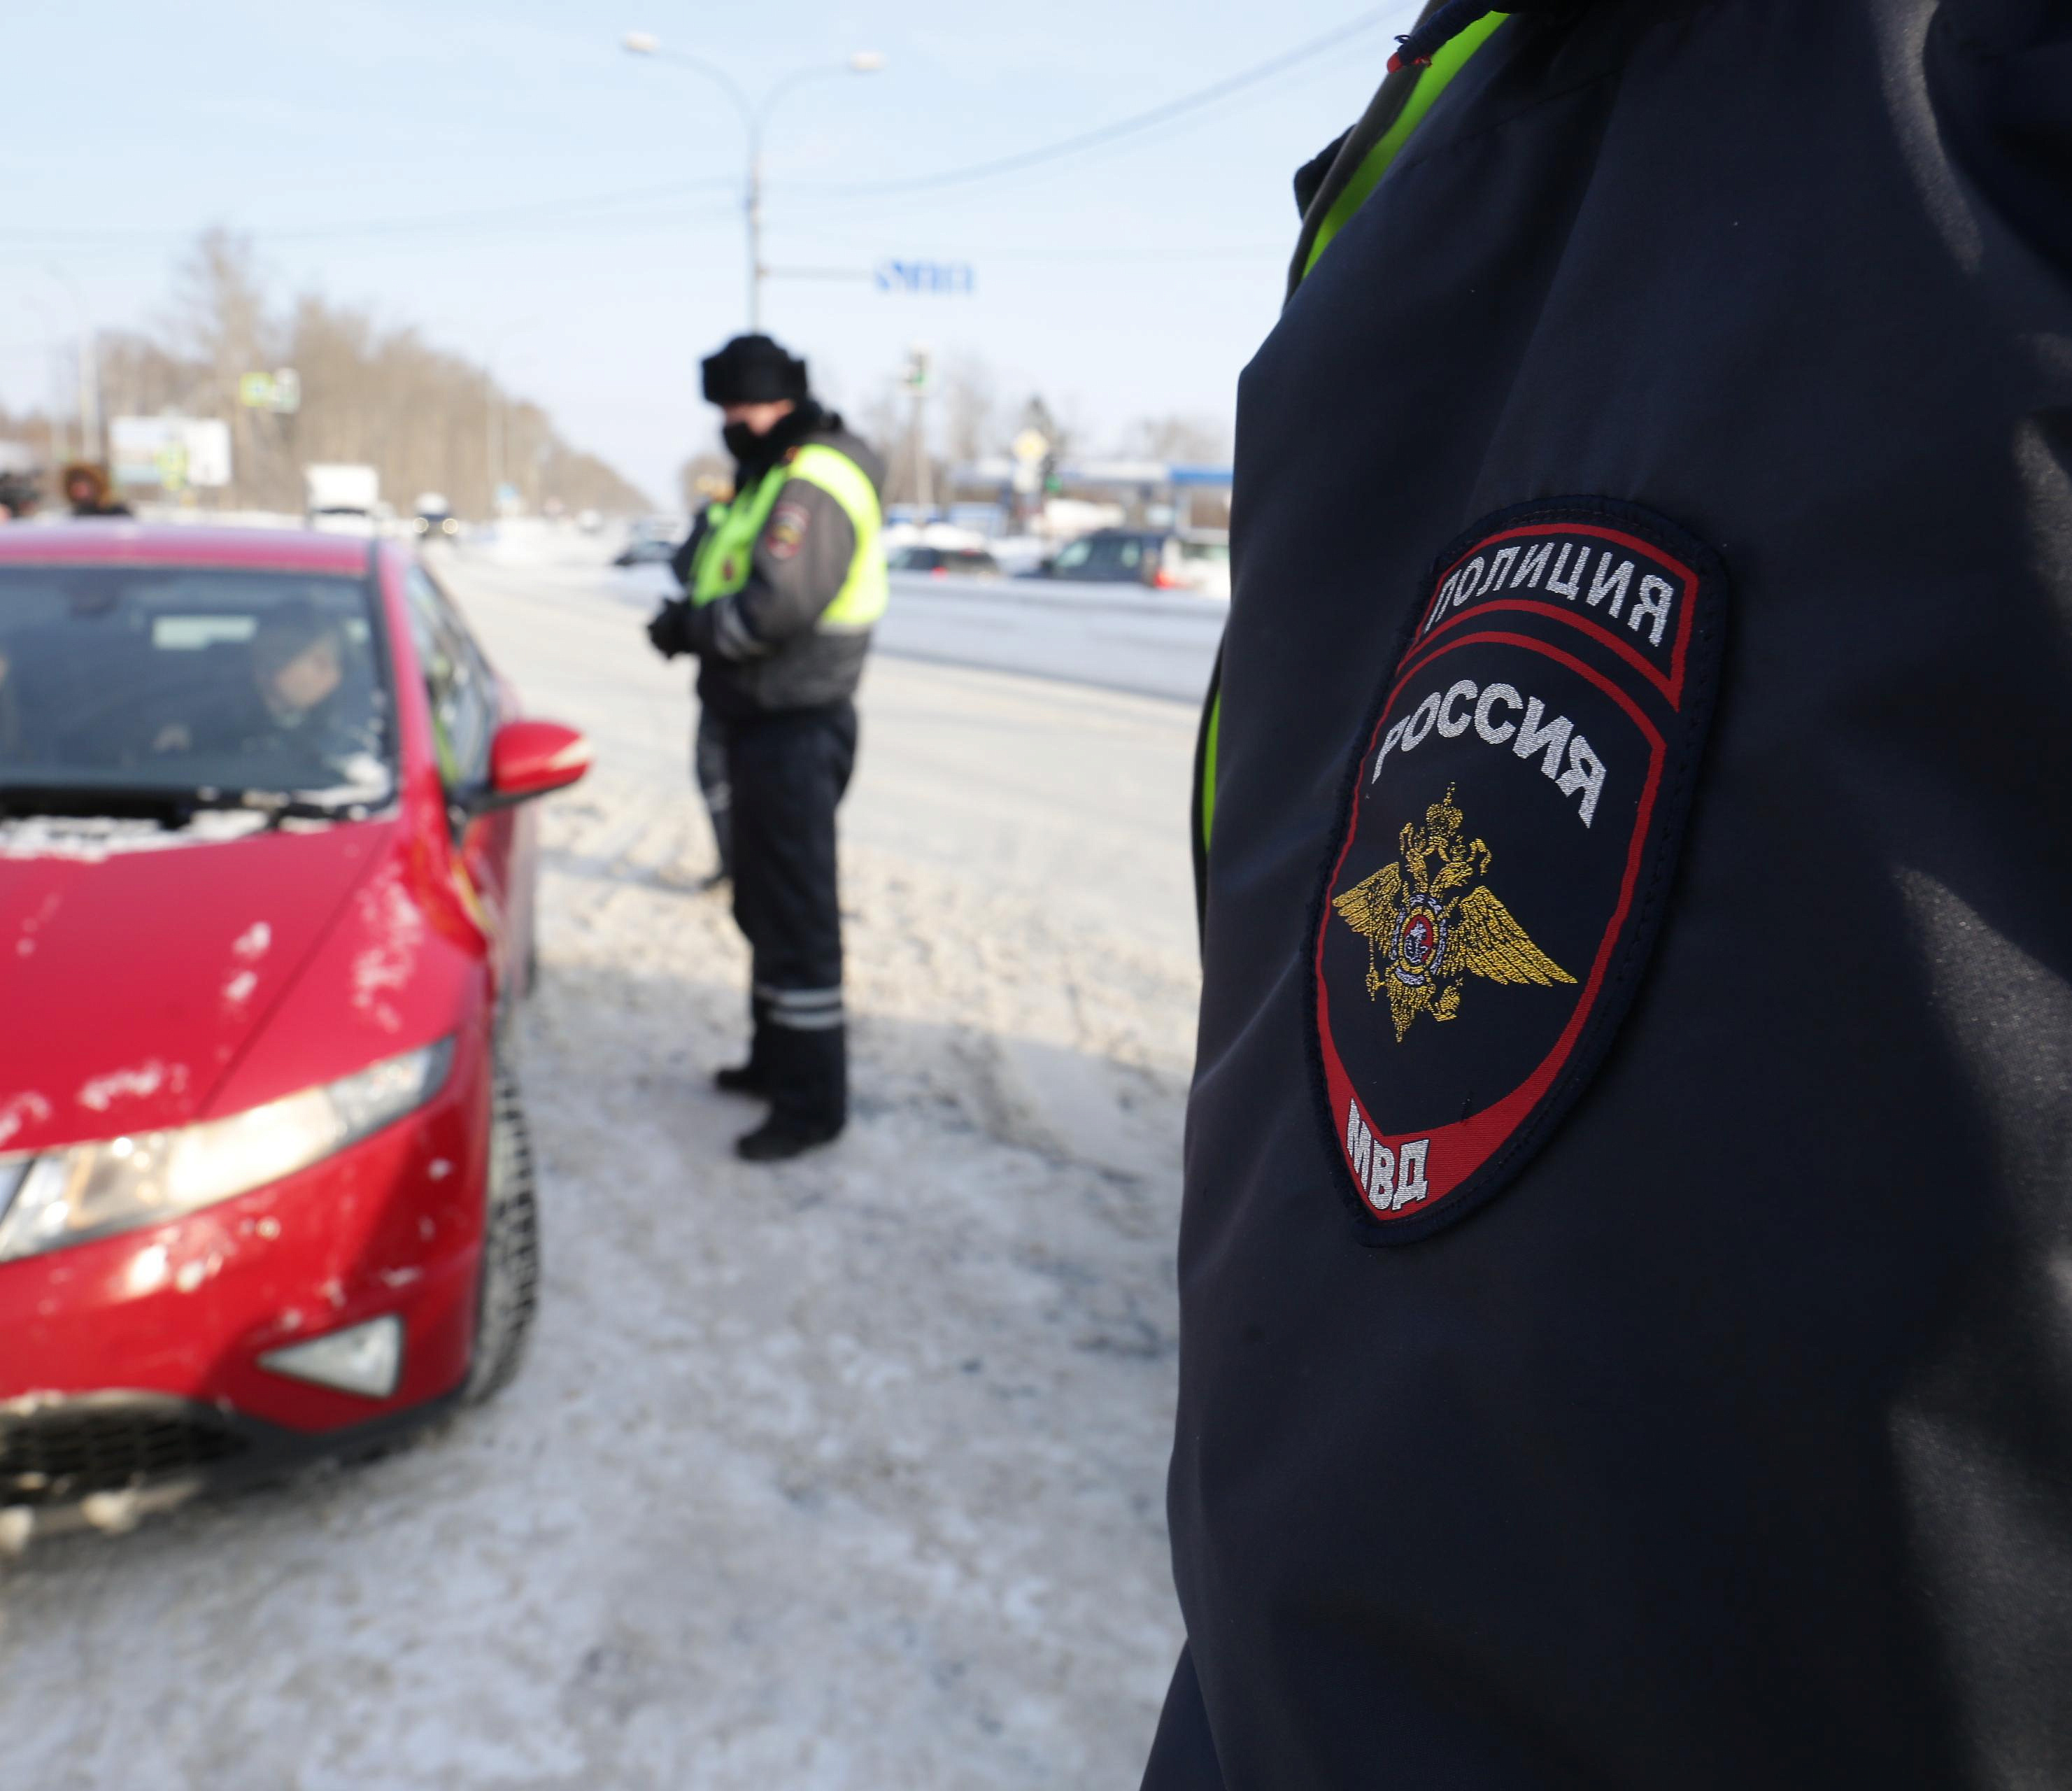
[690,443,888,633]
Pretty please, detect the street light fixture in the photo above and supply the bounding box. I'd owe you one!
[622,33,885,331]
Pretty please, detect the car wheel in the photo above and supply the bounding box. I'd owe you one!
[464,1058,540,1404]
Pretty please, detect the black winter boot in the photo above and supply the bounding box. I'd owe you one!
[735,1114,843,1161]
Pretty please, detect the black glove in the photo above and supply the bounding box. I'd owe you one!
[646,598,692,660]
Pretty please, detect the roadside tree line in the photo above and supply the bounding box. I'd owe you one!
[62,231,651,519]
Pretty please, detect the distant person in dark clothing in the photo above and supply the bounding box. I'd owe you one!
[61,463,130,519]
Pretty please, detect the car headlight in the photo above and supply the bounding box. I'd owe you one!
[0,1040,453,1265]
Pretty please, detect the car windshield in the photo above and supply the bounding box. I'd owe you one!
[0,565,393,809]
[1180,540,1230,565]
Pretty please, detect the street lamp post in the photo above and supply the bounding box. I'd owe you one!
[44,267,99,463]
[623,34,884,332]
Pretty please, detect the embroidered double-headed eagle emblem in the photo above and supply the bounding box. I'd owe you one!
[1331,786,1575,1042]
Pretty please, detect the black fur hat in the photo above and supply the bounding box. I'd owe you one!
[701,334,809,406]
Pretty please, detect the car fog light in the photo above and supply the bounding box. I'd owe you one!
[260,1315,403,1399]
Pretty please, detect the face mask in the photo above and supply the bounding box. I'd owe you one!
[722,420,762,461]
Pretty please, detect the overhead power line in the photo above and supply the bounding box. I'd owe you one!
[784,5,1409,200]
[0,179,739,251]
[0,10,1407,258]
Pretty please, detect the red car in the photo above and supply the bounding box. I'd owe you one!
[0,523,590,1520]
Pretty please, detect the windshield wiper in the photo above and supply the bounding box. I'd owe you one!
[233,790,390,828]
[0,783,211,826]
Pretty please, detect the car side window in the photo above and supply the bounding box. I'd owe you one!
[404,566,494,788]
[1054,541,1092,571]
[1079,537,1135,574]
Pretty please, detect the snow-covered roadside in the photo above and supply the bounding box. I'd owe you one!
[0,548,1200,1788]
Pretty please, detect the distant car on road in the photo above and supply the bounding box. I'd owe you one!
[0,523,591,1520]
[613,537,678,568]
[1025,528,1230,596]
[888,544,1002,578]
[413,492,460,540]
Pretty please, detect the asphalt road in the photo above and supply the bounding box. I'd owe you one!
[604,556,1225,705]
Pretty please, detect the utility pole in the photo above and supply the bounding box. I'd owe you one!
[47,268,98,462]
[746,142,764,331]
[904,346,933,514]
[623,36,884,331]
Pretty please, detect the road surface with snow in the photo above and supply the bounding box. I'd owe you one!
[0,530,1204,1789]
[606,553,1226,703]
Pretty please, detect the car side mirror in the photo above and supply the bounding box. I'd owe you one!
[476,718,592,812]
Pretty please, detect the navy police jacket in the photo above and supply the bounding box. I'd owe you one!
[1149,1,2072,1785]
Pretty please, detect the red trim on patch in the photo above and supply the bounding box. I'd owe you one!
[1415,523,1701,707]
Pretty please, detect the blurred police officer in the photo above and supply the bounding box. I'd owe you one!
[648,334,887,1161]
[1147,1,2072,1785]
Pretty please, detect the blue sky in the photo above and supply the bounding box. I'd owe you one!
[3,1,1421,497]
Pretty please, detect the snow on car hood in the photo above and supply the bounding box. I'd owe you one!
[0,817,397,1154]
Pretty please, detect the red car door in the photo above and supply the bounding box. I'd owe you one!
[398,560,520,993]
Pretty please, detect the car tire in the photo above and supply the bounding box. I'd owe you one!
[463,1058,540,1404]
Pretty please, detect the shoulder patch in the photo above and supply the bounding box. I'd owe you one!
[1311,497,1728,1243]
[766,500,811,562]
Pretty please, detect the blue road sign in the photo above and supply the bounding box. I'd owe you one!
[874,260,976,297]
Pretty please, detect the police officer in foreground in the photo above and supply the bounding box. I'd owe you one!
[1146,1,2072,1785]
[648,334,886,1162]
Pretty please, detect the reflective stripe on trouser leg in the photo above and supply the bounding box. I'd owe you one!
[755,982,846,1031]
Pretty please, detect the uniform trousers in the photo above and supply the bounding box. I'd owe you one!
[725,700,858,1129]
[693,705,734,881]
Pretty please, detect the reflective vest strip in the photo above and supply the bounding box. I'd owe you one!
[1195,17,1506,906]
[1190,644,1223,947]
[690,443,888,632]
[786,445,888,630]
[1298,12,1509,283]
[690,489,769,605]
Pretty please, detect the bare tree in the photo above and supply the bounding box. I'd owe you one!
[858,381,913,504]
[170,231,299,508]
[1123,413,1231,466]
[941,355,998,467]
[94,230,650,516]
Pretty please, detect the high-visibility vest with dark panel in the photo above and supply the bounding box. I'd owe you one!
[691,442,888,632]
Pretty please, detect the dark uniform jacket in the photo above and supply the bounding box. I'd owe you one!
[1150,2,2072,1786]
[667,406,886,719]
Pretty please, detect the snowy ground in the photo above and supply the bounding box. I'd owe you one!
[0,530,1202,1788]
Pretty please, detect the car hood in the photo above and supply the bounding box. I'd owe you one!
[0,819,397,1154]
